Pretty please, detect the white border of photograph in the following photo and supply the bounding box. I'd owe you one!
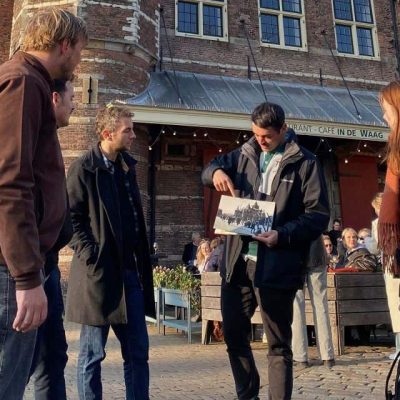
[213,195,275,236]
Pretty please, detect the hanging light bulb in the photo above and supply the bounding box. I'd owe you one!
[243,134,248,139]
[363,143,367,148]
[149,146,152,151]
[321,139,325,142]
[328,148,332,153]
[344,158,349,164]
[378,153,382,159]
[193,132,197,137]
[204,132,208,137]
[357,148,361,153]
[218,148,222,153]
[161,129,165,134]
[173,131,176,136]
[236,140,240,144]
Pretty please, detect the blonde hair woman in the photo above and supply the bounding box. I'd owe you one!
[195,239,211,274]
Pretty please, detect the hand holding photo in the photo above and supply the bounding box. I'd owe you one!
[213,195,275,236]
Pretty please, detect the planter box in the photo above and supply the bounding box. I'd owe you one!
[161,288,201,344]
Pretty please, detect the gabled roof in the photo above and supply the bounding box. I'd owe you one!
[123,70,384,126]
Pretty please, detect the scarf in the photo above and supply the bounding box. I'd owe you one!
[378,166,400,275]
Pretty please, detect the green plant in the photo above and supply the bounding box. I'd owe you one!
[153,265,201,314]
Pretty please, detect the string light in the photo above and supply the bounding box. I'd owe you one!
[344,159,349,164]
[173,131,176,136]
[193,132,197,137]
[161,129,165,134]
[218,148,222,153]
[363,143,367,148]
[204,132,208,137]
[149,146,152,151]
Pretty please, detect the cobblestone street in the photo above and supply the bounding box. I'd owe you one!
[24,321,398,400]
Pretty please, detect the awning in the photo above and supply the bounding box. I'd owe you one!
[116,71,389,142]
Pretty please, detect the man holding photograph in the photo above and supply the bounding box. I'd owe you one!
[201,102,329,400]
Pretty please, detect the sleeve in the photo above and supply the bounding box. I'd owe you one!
[67,160,99,264]
[201,149,241,188]
[276,158,330,247]
[0,76,44,289]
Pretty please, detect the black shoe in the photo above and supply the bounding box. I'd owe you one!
[324,359,335,368]
[294,360,310,368]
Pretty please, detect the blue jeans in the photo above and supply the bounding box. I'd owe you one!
[30,266,68,400]
[77,269,149,400]
[0,265,37,400]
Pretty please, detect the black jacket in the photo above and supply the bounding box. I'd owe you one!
[182,242,197,265]
[66,145,155,325]
[202,135,330,290]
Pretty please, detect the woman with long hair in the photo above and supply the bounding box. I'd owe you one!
[378,81,400,359]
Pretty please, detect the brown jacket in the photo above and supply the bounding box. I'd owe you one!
[0,52,66,289]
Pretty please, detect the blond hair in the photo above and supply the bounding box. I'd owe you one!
[341,227,358,249]
[196,239,210,266]
[371,192,383,211]
[21,9,88,52]
[95,106,133,140]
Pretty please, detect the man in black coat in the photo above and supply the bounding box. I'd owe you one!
[66,106,155,400]
[182,232,201,269]
[202,103,329,400]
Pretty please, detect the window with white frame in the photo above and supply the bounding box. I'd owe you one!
[176,0,228,41]
[259,0,307,50]
[332,0,378,58]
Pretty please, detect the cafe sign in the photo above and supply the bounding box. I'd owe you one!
[287,121,389,142]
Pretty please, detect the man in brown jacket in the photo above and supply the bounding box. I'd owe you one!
[0,9,87,400]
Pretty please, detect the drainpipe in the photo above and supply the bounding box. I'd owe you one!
[389,0,400,77]
[148,126,158,249]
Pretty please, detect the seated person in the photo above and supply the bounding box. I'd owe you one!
[204,237,223,272]
[357,228,372,246]
[337,228,378,272]
[195,239,211,274]
[323,236,339,269]
[182,232,201,271]
[328,218,342,247]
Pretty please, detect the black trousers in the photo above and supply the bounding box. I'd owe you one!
[221,258,297,400]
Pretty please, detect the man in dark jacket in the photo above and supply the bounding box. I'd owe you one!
[202,102,329,400]
[0,9,87,400]
[29,79,75,400]
[182,232,201,269]
[66,106,155,400]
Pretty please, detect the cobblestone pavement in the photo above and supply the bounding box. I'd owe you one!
[25,321,397,400]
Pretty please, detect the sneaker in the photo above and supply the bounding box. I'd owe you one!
[324,359,335,368]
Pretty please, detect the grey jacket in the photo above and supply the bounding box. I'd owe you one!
[202,135,330,290]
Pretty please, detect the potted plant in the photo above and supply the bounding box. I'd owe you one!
[152,265,201,316]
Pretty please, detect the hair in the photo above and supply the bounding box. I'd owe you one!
[210,237,221,250]
[379,81,400,175]
[191,232,201,241]
[21,9,88,52]
[333,218,341,225]
[341,227,358,249]
[323,235,332,242]
[196,239,210,266]
[358,228,371,238]
[251,102,285,130]
[95,106,133,139]
[53,79,70,95]
[371,192,383,211]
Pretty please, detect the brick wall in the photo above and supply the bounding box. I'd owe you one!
[0,0,14,64]
[159,0,397,90]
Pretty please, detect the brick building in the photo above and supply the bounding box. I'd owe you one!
[0,0,397,265]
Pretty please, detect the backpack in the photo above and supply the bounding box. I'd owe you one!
[386,352,400,400]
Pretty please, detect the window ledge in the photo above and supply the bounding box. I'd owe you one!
[175,30,229,42]
[333,50,380,61]
[260,41,308,52]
